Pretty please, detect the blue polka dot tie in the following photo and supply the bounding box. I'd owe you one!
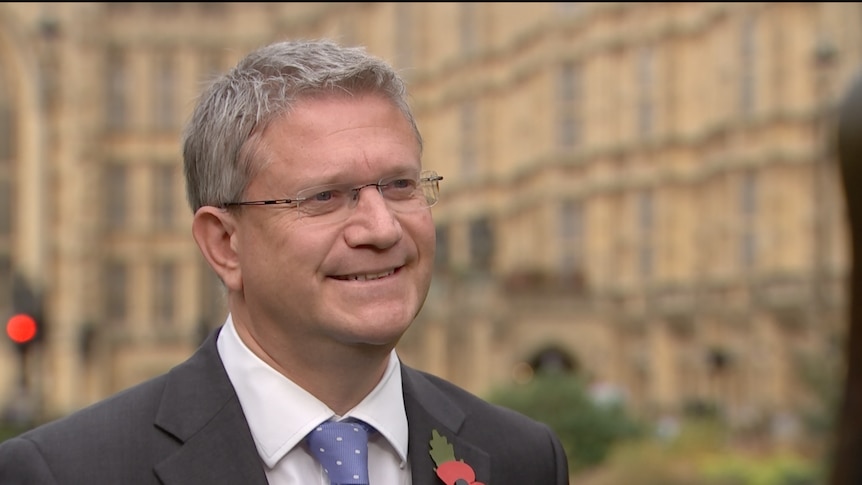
[307,419,372,485]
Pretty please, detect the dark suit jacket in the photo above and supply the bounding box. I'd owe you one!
[0,326,569,484]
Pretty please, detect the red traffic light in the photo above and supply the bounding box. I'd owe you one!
[6,314,37,344]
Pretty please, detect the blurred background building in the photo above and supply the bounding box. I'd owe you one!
[0,2,858,444]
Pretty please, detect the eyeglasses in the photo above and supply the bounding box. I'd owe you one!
[222,171,443,225]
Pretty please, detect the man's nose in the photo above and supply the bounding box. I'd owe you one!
[342,185,403,249]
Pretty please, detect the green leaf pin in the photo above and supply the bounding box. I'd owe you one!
[429,429,456,467]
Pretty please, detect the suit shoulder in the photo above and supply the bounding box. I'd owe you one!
[18,372,170,443]
[0,373,179,483]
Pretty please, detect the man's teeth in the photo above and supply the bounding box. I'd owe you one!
[339,270,395,281]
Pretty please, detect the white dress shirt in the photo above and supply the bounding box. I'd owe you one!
[217,315,412,484]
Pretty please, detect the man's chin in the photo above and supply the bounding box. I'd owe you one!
[339,317,413,347]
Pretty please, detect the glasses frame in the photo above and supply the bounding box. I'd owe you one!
[221,171,443,223]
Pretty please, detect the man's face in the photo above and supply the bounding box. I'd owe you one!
[231,94,435,350]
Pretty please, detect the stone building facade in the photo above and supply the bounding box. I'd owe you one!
[0,3,858,437]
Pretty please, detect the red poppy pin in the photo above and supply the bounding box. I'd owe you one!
[429,429,486,485]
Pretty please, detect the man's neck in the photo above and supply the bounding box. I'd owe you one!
[230,311,394,415]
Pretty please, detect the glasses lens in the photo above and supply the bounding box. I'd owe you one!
[295,184,351,225]
[295,171,442,226]
[419,171,441,207]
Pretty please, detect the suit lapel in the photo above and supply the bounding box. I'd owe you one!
[146,332,493,484]
[152,328,268,485]
[402,366,491,485]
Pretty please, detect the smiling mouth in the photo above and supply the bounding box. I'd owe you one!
[333,269,397,281]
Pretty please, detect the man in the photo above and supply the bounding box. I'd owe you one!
[0,39,569,484]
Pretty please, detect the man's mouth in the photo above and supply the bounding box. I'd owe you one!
[332,269,397,281]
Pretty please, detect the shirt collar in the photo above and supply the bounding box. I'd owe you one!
[216,314,409,468]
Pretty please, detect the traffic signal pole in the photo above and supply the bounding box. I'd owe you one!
[6,313,37,390]
[4,275,42,426]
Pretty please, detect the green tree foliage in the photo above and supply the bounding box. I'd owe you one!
[579,419,823,485]
[701,452,821,485]
[486,373,644,472]
[0,423,29,443]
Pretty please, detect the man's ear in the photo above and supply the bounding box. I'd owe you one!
[192,207,243,292]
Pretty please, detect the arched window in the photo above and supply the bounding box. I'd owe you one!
[527,346,577,375]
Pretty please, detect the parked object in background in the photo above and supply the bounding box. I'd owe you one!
[830,69,862,485]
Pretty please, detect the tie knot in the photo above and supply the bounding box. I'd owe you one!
[307,419,373,485]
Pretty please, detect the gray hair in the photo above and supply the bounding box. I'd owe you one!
[182,39,423,212]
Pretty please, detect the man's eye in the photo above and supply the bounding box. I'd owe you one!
[389,179,415,190]
[311,190,335,201]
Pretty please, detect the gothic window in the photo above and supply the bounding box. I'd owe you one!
[104,163,128,230]
[739,15,757,118]
[559,199,585,282]
[153,50,177,131]
[460,101,478,180]
[637,190,655,279]
[738,171,758,268]
[152,163,177,230]
[637,47,655,138]
[103,260,128,324]
[557,62,582,150]
[105,47,128,131]
[469,217,494,271]
[153,261,176,326]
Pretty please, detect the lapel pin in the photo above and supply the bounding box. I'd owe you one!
[429,429,485,485]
